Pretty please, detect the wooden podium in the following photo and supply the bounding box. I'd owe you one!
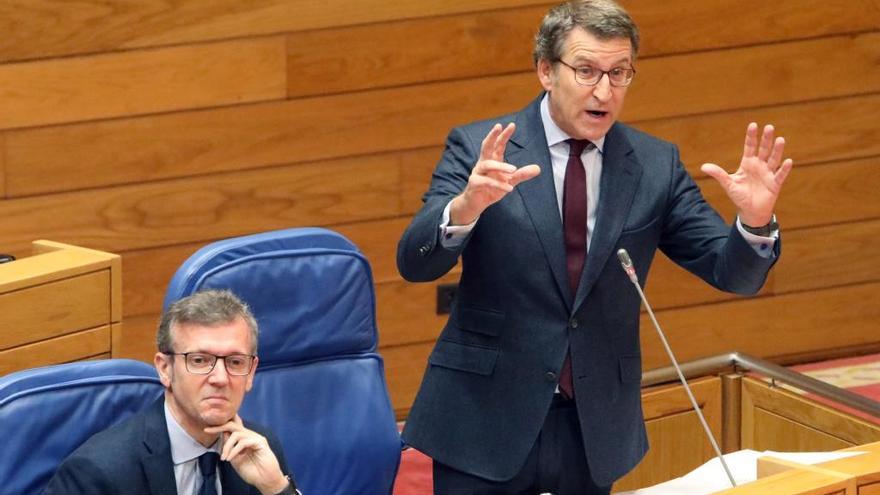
[0,240,121,375]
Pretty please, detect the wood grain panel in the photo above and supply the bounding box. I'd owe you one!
[114,314,158,364]
[0,158,400,256]
[382,340,433,418]
[0,0,549,63]
[0,37,286,130]
[287,1,880,97]
[0,325,111,375]
[0,270,110,350]
[287,6,544,97]
[753,408,854,451]
[623,31,880,123]
[638,93,880,178]
[695,157,880,231]
[9,33,880,196]
[741,378,880,450]
[631,0,880,57]
[120,217,414,319]
[640,282,880,371]
[376,272,460,347]
[775,220,880,293]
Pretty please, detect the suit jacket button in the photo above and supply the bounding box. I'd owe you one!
[418,245,430,256]
[545,371,557,382]
[569,318,579,329]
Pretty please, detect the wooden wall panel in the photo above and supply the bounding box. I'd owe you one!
[639,94,880,176]
[0,0,549,63]
[0,158,400,256]
[288,1,880,97]
[640,282,880,370]
[0,37,287,130]
[8,37,880,197]
[775,220,880,293]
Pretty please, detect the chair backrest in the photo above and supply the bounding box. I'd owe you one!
[164,227,401,495]
[0,359,163,494]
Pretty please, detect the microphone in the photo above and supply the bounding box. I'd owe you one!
[616,248,737,488]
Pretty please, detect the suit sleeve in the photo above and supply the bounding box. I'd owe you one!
[44,455,114,495]
[397,127,480,282]
[659,144,778,295]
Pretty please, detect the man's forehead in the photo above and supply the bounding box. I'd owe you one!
[562,28,632,60]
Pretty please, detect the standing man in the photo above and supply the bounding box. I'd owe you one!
[46,290,300,495]
[397,1,793,493]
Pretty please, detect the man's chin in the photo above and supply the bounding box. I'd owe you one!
[201,409,234,426]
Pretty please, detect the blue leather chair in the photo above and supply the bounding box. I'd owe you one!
[0,359,163,495]
[164,227,401,495]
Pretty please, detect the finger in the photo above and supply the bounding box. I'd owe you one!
[491,123,516,161]
[475,160,517,177]
[757,124,775,163]
[204,421,243,435]
[221,431,243,460]
[226,436,261,463]
[774,158,794,186]
[701,163,733,190]
[472,174,514,193]
[743,122,759,158]
[509,164,541,186]
[478,124,504,161]
[768,136,785,170]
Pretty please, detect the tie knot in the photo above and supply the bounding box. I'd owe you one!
[567,139,593,157]
[198,451,219,477]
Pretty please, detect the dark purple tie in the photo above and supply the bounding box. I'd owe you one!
[559,138,593,399]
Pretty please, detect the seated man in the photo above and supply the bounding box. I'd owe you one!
[45,289,300,495]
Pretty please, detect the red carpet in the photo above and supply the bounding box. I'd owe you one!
[392,446,432,495]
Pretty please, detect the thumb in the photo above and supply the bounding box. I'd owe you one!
[510,164,541,186]
[700,163,732,190]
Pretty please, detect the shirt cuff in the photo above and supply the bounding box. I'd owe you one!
[439,200,478,248]
[736,217,778,258]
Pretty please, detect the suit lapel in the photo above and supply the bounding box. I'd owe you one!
[140,399,179,495]
[575,124,643,310]
[508,96,572,310]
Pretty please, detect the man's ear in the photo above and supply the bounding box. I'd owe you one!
[537,58,554,92]
[154,352,173,388]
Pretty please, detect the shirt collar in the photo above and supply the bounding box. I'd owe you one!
[540,93,605,152]
[164,401,220,465]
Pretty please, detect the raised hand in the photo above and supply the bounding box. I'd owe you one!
[700,123,794,227]
[450,123,541,225]
[205,416,289,495]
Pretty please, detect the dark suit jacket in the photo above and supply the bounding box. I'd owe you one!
[397,95,778,486]
[44,398,291,494]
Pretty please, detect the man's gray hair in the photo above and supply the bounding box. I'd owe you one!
[533,0,640,65]
[157,289,259,354]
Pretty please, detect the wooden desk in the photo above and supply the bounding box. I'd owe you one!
[0,241,121,374]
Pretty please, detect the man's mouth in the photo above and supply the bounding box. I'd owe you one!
[587,110,608,118]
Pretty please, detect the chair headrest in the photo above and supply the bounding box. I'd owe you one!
[163,228,378,365]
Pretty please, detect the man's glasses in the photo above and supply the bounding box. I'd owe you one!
[557,59,635,87]
[164,352,255,376]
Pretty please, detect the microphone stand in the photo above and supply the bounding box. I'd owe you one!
[617,249,737,488]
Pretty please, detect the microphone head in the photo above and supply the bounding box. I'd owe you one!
[617,248,633,268]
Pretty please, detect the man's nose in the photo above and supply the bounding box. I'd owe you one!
[592,73,613,102]
[207,358,230,383]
